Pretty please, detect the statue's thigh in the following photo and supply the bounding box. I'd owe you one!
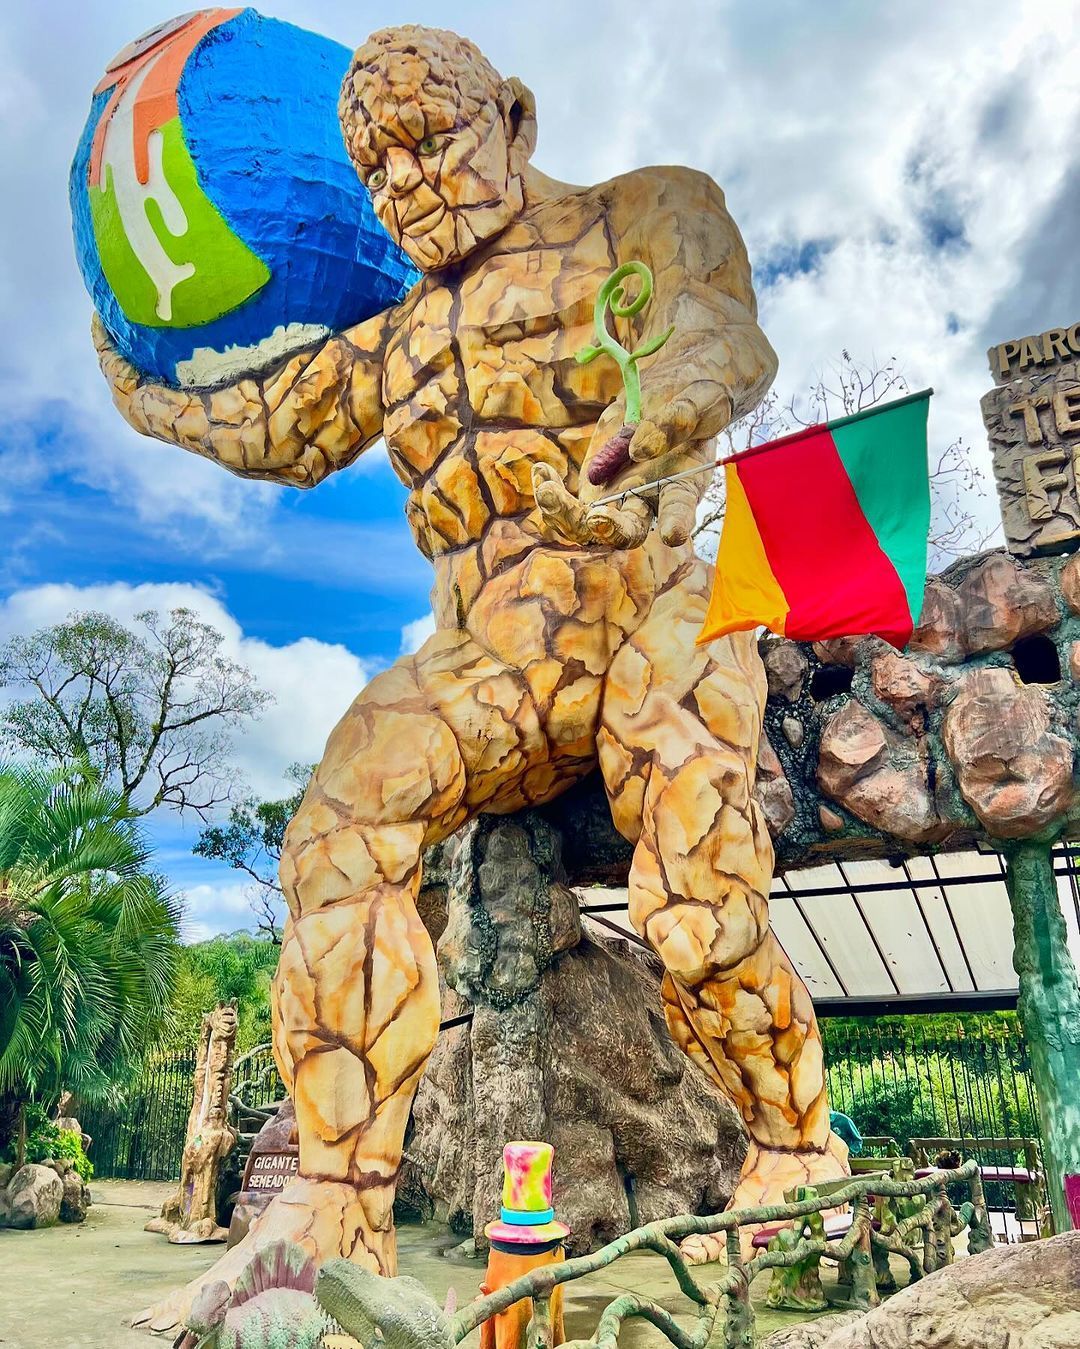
[287,628,548,859]
[599,609,765,838]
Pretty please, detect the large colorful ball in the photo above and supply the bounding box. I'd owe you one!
[70,8,419,388]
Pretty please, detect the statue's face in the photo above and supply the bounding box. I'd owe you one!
[347,85,524,271]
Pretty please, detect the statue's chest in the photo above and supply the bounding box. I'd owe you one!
[381,218,622,482]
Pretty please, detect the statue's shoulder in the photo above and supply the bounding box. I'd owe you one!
[597,164,732,219]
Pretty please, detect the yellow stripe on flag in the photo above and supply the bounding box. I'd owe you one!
[697,464,790,645]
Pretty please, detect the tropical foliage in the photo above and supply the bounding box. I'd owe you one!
[0,762,181,1159]
[0,1103,93,1180]
[162,932,279,1053]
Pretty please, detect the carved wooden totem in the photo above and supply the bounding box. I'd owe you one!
[146,1002,238,1245]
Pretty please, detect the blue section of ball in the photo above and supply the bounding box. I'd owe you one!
[70,9,419,387]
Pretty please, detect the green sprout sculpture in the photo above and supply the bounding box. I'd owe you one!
[577,261,674,485]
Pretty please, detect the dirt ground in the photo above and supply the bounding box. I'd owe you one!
[0,1180,856,1348]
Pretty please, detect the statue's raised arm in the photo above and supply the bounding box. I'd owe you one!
[93,306,397,488]
[533,167,778,548]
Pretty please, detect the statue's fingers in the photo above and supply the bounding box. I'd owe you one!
[584,494,652,550]
[628,396,699,463]
[630,384,732,462]
[658,477,699,547]
[533,462,595,544]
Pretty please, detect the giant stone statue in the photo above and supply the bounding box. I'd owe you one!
[92,22,848,1328]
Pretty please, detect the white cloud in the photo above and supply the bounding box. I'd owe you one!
[180,880,263,944]
[4,0,1080,566]
[0,580,370,801]
[400,612,436,654]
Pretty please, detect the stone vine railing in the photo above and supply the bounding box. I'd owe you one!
[449,1162,990,1349]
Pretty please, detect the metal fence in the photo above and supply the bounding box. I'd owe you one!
[821,1015,1044,1230]
[80,1043,285,1182]
[79,1051,197,1181]
[81,1017,1043,1198]
[821,1017,1039,1147]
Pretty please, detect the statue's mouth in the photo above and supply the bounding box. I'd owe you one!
[400,201,444,236]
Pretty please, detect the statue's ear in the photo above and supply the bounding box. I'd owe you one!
[499,76,537,175]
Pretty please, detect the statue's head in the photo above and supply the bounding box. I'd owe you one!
[339,26,537,271]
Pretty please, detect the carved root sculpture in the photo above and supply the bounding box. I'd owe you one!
[145,1002,238,1245]
[99,24,847,1331]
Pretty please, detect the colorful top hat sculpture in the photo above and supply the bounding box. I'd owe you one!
[484,1141,570,1248]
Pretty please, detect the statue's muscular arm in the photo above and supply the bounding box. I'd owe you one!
[93,305,400,488]
[535,167,778,548]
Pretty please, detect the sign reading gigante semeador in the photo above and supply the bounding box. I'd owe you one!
[240,1149,300,1195]
[983,322,1080,555]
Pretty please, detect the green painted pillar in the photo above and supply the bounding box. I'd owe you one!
[1002,840,1080,1233]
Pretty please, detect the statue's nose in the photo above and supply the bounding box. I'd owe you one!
[385,146,422,199]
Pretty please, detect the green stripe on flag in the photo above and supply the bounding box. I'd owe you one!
[830,392,931,627]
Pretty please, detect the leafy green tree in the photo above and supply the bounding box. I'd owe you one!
[0,607,271,818]
[162,934,279,1052]
[194,765,310,940]
[0,763,181,1163]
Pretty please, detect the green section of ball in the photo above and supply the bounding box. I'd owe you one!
[89,116,270,329]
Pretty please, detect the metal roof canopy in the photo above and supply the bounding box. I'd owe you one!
[576,845,1080,1018]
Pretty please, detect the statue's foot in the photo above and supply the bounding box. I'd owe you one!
[681,1132,851,1265]
[132,1178,392,1336]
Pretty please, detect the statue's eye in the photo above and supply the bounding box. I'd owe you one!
[418,136,440,156]
[367,166,387,190]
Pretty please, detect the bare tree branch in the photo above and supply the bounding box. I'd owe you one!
[693,351,997,567]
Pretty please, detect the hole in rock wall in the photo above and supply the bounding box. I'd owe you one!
[810,665,855,702]
[1012,633,1061,684]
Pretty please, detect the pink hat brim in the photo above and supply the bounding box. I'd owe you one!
[483,1218,571,1245]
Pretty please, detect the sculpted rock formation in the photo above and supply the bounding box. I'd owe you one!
[147,1002,238,1244]
[403,814,747,1253]
[761,1231,1080,1349]
[96,21,846,1333]
[750,548,1080,864]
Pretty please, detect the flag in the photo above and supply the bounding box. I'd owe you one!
[698,389,931,650]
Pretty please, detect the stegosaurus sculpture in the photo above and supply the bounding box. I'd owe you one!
[175,1240,456,1349]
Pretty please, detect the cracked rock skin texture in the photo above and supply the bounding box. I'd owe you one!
[100,24,843,1329]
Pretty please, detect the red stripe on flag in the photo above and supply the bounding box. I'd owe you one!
[736,428,913,646]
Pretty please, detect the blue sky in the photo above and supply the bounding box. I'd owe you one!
[3,0,1079,938]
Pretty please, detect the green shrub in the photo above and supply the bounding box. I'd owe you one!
[0,1103,93,1180]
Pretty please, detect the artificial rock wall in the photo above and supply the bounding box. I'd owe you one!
[401,546,1080,1250]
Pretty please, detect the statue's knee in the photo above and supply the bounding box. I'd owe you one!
[641,889,768,985]
[280,813,426,918]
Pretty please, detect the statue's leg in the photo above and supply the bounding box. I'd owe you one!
[136,629,548,1333]
[598,570,847,1256]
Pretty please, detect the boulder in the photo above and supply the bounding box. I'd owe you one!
[760,1315,862,1348]
[404,813,747,1255]
[761,639,808,702]
[0,1162,12,1190]
[1060,552,1080,616]
[773,1230,1080,1348]
[817,701,943,843]
[59,1169,91,1223]
[955,552,1058,654]
[755,735,796,837]
[870,649,940,728]
[6,1163,63,1229]
[942,668,1075,837]
[909,578,965,662]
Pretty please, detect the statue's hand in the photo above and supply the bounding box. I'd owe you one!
[92,313,142,428]
[534,382,729,549]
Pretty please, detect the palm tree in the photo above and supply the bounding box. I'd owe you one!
[0,762,181,1164]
